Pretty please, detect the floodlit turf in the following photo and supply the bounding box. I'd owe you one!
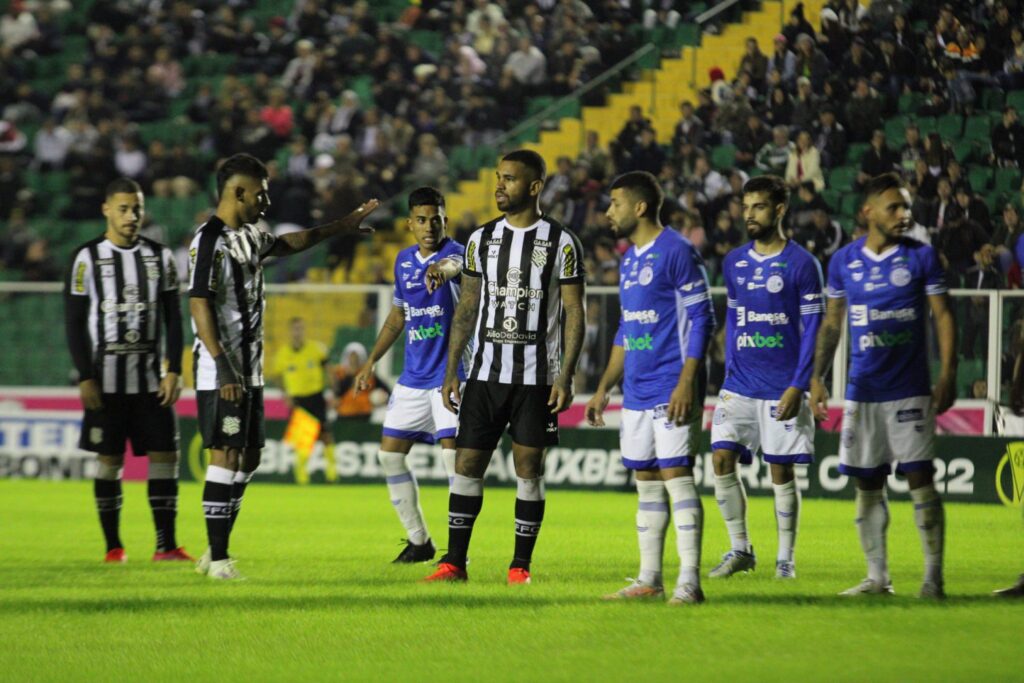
[0,480,1020,682]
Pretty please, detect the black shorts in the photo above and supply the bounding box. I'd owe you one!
[292,392,327,424]
[197,387,265,450]
[79,393,179,455]
[455,380,558,451]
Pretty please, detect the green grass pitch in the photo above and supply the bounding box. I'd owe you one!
[0,479,1021,682]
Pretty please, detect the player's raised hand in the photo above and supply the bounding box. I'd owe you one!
[79,378,103,411]
[585,391,610,427]
[355,362,374,392]
[666,379,694,426]
[809,377,829,421]
[548,376,574,414]
[442,373,461,414]
[157,372,182,407]
[775,386,803,421]
[931,371,956,415]
[339,199,380,234]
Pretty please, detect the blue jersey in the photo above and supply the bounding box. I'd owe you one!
[1016,233,1024,273]
[393,239,466,389]
[826,236,947,402]
[615,229,715,410]
[722,241,824,399]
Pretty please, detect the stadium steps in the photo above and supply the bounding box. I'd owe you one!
[442,0,825,222]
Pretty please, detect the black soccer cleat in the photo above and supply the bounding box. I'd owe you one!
[393,539,437,564]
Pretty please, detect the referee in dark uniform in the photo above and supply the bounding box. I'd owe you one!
[424,150,586,585]
[65,177,190,564]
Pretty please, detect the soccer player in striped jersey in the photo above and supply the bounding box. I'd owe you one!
[189,154,378,580]
[424,150,586,585]
[586,171,715,605]
[811,173,956,598]
[65,177,190,564]
[708,175,824,580]
[354,187,465,563]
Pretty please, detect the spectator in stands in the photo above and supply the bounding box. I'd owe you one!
[505,35,546,90]
[923,132,951,176]
[935,213,995,287]
[738,37,768,87]
[281,39,317,98]
[813,107,848,169]
[706,208,742,277]
[999,26,1024,91]
[783,3,816,47]
[755,125,794,175]
[993,203,1024,276]
[33,116,71,171]
[692,154,729,204]
[899,123,923,178]
[0,3,39,56]
[876,33,916,101]
[147,45,185,99]
[408,133,448,189]
[992,106,1024,169]
[790,76,819,132]
[910,158,938,202]
[577,130,612,182]
[789,180,832,233]
[766,34,796,89]
[671,100,704,148]
[786,129,824,190]
[148,142,200,198]
[954,183,993,236]
[857,130,900,188]
[734,114,770,169]
[793,208,847,268]
[844,78,883,144]
[764,85,794,130]
[714,86,755,145]
[794,33,829,91]
[113,136,146,180]
[920,177,957,234]
[627,127,664,175]
[260,87,295,140]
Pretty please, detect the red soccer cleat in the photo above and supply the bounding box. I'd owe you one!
[104,548,127,563]
[422,562,468,582]
[508,568,531,585]
[152,547,195,562]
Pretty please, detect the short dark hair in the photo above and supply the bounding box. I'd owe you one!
[609,171,664,219]
[743,174,789,207]
[501,149,546,183]
[408,186,446,211]
[862,172,904,200]
[216,153,269,197]
[105,177,142,198]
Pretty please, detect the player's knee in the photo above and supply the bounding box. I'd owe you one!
[455,452,489,477]
[770,463,794,485]
[378,450,408,476]
[906,467,935,490]
[148,451,179,465]
[712,449,737,474]
[96,458,123,480]
[516,476,545,501]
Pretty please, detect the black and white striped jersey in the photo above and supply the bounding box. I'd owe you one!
[66,236,179,394]
[463,215,585,386]
[188,216,276,391]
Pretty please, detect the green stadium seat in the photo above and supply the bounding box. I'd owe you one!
[963,114,992,143]
[675,24,701,47]
[915,117,938,136]
[952,140,974,163]
[968,167,994,191]
[821,188,841,211]
[526,96,555,118]
[448,146,475,179]
[473,144,498,169]
[846,143,869,165]
[884,116,910,144]
[898,92,923,114]
[1007,90,1024,112]
[840,193,862,217]
[710,145,736,170]
[936,114,963,140]
[994,168,1022,193]
[828,166,858,191]
[982,89,1005,112]
[349,75,375,107]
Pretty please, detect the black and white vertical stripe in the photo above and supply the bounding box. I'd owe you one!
[68,237,173,394]
[466,216,581,386]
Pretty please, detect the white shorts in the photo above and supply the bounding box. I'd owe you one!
[710,389,815,464]
[619,404,700,470]
[382,383,459,445]
[838,396,935,477]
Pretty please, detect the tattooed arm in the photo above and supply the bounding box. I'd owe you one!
[440,273,481,413]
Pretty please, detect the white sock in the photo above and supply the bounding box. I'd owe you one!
[773,479,800,564]
[855,488,890,584]
[635,480,669,587]
[665,476,703,588]
[714,471,749,552]
[910,484,945,585]
[441,448,457,486]
[378,450,428,545]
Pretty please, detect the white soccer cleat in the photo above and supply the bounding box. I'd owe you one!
[839,578,894,596]
[775,561,797,579]
[195,548,211,575]
[708,547,756,578]
[207,558,244,580]
[918,580,946,600]
[602,578,665,600]
[667,583,706,605]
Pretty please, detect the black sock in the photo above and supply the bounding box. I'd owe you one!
[511,498,545,570]
[202,478,233,562]
[94,478,123,552]
[148,478,178,552]
[445,492,483,569]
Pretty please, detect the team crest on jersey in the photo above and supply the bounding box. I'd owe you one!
[90,427,103,444]
[502,316,518,332]
[73,261,87,294]
[890,267,911,287]
[737,276,746,285]
[124,330,140,343]
[146,265,160,281]
[852,271,863,281]
[507,267,522,286]
[767,275,784,293]
[561,244,576,277]
[531,246,547,268]
[122,285,139,302]
[638,265,653,286]
[222,416,241,436]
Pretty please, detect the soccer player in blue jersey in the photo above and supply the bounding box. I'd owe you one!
[586,171,715,605]
[708,175,824,580]
[810,172,956,598]
[355,187,465,563]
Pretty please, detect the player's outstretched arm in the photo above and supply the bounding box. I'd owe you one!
[586,344,625,427]
[268,199,380,257]
[809,297,847,420]
[424,255,464,293]
[157,289,183,407]
[65,293,103,410]
[441,273,481,413]
[357,305,406,392]
[550,281,585,414]
[190,296,243,403]
[928,292,958,414]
